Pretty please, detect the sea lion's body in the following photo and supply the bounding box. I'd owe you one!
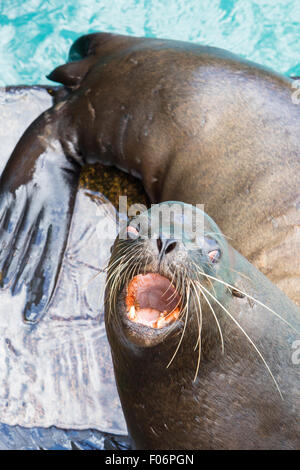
[1,33,299,312]
[48,33,299,305]
[105,203,300,450]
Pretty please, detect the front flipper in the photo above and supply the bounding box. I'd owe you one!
[0,110,80,323]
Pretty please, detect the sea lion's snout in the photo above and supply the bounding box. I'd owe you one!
[156,237,177,258]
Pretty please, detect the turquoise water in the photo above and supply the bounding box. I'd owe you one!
[0,0,300,87]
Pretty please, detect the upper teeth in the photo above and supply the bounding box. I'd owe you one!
[129,305,136,320]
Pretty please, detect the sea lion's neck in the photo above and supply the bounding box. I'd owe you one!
[107,296,235,449]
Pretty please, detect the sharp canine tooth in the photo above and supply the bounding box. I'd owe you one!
[156,317,166,328]
[129,305,136,320]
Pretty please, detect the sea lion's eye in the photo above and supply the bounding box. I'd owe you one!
[208,249,221,263]
[127,224,140,240]
[203,236,221,264]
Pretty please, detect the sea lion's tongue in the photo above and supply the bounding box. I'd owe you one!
[126,273,181,328]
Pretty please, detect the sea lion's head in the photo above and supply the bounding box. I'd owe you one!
[105,202,234,370]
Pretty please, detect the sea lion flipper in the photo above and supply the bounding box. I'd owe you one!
[0,111,80,323]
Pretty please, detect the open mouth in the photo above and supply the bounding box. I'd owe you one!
[125,273,182,329]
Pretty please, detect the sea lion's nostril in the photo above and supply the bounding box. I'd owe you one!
[157,237,163,252]
[165,240,177,254]
[157,237,177,255]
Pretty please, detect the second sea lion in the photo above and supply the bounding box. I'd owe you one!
[48,32,300,305]
[0,33,299,319]
[105,202,300,450]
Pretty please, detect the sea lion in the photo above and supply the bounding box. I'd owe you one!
[1,32,299,323]
[48,32,300,305]
[105,202,300,450]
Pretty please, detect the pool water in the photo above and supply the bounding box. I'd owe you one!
[0,0,299,88]
[0,0,299,451]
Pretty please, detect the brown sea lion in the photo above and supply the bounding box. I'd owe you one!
[0,33,299,313]
[105,202,300,450]
[48,32,299,306]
